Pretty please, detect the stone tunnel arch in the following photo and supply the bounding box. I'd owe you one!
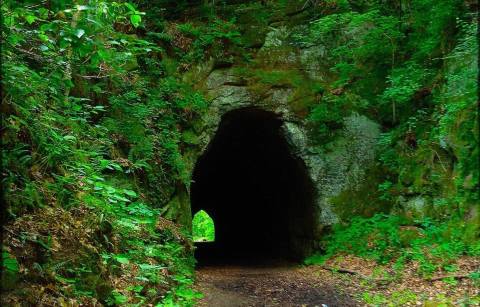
[191,107,317,264]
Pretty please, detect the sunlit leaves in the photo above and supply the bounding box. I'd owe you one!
[130,14,141,28]
[25,15,36,24]
[381,64,431,106]
[114,254,130,264]
[109,292,128,305]
[192,210,215,242]
[125,2,144,28]
[123,189,137,197]
[74,28,85,38]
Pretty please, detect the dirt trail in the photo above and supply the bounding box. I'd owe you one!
[194,263,356,307]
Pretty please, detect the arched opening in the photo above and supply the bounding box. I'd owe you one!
[192,210,215,242]
[191,108,316,265]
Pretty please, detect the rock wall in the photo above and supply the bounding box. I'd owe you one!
[166,12,383,248]
[186,62,380,243]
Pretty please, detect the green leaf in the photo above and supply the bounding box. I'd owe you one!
[75,29,85,38]
[130,15,141,28]
[55,275,76,284]
[114,255,130,264]
[38,8,49,19]
[25,15,36,24]
[108,198,118,204]
[111,163,122,171]
[113,194,130,202]
[63,135,76,141]
[139,263,165,270]
[38,33,49,42]
[125,3,136,12]
[123,189,137,197]
[8,33,23,45]
[175,286,203,299]
[76,5,90,11]
[97,49,110,60]
[2,252,19,272]
[99,159,110,169]
[112,291,128,304]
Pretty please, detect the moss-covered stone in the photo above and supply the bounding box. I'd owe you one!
[331,166,392,220]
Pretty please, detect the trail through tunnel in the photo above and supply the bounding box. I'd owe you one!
[191,108,316,265]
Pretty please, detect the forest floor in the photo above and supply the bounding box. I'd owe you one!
[194,256,480,306]
[194,262,356,307]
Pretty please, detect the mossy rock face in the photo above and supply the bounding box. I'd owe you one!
[331,166,392,220]
[182,129,200,145]
[165,183,192,227]
[178,8,385,236]
[165,195,181,221]
[193,65,383,230]
[241,24,269,48]
[402,196,429,220]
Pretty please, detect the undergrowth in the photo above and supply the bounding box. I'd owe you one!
[1,0,236,305]
[306,213,480,278]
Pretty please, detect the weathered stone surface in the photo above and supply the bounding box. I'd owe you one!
[301,114,381,225]
[185,20,383,244]
[403,196,428,219]
[261,26,291,49]
[192,64,382,240]
[206,69,245,91]
[299,45,329,81]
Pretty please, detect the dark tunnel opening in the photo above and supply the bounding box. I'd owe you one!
[191,108,316,265]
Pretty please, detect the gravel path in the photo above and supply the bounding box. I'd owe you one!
[194,263,356,307]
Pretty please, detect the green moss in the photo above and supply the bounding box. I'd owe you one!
[181,130,200,145]
[254,69,303,87]
[235,65,322,117]
[331,166,393,220]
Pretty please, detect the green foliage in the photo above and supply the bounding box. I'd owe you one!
[1,0,212,304]
[300,4,478,270]
[192,210,215,242]
[306,213,480,276]
[175,17,241,64]
[307,93,346,140]
[1,0,211,216]
[362,289,417,307]
[296,9,403,88]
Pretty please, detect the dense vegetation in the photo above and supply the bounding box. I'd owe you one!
[1,0,478,305]
[301,0,479,276]
[1,1,214,305]
[192,211,215,242]
[299,0,479,259]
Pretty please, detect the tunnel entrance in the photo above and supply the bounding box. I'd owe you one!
[191,108,316,265]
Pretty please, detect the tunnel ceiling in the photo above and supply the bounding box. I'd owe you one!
[191,108,316,263]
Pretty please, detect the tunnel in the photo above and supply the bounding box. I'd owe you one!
[191,108,316,265]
